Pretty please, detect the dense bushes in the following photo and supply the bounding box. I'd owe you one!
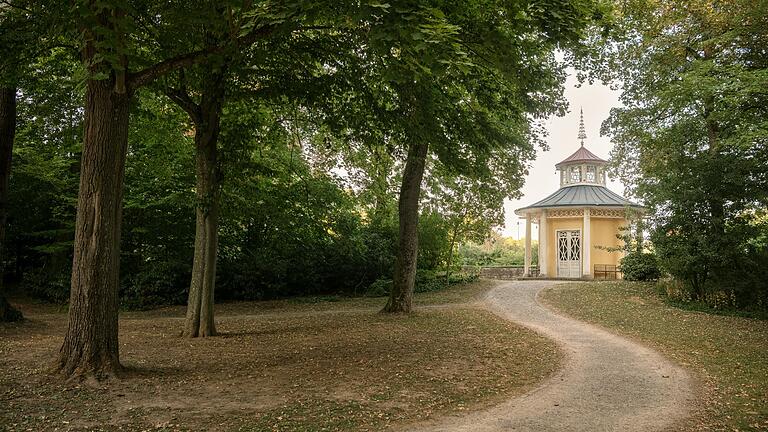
[120,261,191,309]
[459,235,537,267]
[650,217,768,311]
[9,157,461,308]
[22,268,70,304]
[364,270,479,298]
[603,1,768,313]
[619,252,661,281]
[5,94,463,308]
[655,249,768,312]
[4,88,478,310]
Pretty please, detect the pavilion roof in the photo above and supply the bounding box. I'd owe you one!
[555,145,608,169]
[515,184,643,215]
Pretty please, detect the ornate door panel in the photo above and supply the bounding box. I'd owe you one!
[557,230,582,278]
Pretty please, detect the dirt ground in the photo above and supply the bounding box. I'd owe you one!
[0,282,561,431]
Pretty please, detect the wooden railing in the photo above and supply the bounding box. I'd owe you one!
[594,264,621,280]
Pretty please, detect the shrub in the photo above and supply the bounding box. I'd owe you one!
[364,271,479,297]
[620,252,661,281]
[120,260,190,309]
[447,271,479,285]
[415,269,479,293]
[656,278,691,303]
[415,270,446,293]
[365,278,393,297]
[22,267,71,304]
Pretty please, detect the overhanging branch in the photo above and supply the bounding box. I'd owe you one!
[129,49,211,92]
[165,87,202,126]
[128,25,276,92]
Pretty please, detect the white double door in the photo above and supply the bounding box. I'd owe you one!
[557,230,582,278]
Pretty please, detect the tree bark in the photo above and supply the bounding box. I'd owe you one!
[53,3,243,377]
[444,226,460,283]
[383,140,429,313]
[0,87,22,322]
[55,77,129,379]
[181,74,224,338]
[184,126,221,337]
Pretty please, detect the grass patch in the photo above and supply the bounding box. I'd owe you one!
[663,299,768,321]
[110,280,494,320]
[541,281,768,432]
[1,281,558,431]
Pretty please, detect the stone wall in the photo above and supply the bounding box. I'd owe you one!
[464,265,540,280]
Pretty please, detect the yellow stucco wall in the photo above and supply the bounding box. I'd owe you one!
[590,217,627,269]
[542,213,627,278]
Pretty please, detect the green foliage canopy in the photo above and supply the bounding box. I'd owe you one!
[600,0,768,309]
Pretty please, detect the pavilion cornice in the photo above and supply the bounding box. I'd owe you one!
[516,205,644,219]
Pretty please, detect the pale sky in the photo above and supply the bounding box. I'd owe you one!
[502,73,625,238]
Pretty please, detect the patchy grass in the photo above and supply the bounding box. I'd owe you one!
[0,281,559,431]
[541,281,768,432]
[117,279,495,319]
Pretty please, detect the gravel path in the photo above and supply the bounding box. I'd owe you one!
[414,280,695,432]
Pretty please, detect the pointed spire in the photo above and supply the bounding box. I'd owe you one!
[577,108,587,147]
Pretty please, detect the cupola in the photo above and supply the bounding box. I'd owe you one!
[555,109,608,187]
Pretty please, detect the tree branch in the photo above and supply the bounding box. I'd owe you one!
[165,86,202,126]
[0,0,32,13]
[237,23,279,47]
[128,25,276,92]
[129,49,211,93]
[294,25,335,32]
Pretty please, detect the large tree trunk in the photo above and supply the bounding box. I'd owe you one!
[184,127,221,337]
[0,87,22,322]
[55,78,129,379]
[383,140,429,313]
[52,2,231,376]
[183,76,224,338]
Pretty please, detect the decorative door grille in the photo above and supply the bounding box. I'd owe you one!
[557,230,582,278]
[558,232,568,261]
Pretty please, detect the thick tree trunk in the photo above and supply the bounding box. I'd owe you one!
[0,87,22,322]
[183,76,224,338]
[55,78,129,379]
[383,140,429,313]
[184,128,220,337]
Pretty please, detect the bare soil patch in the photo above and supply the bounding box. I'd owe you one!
[0,282,560,431]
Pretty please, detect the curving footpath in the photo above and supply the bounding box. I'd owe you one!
[415,280,695,432]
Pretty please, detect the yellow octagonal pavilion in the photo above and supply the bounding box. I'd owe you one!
[515,113,644,279]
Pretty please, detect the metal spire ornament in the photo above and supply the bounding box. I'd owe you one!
[578,108,587,147]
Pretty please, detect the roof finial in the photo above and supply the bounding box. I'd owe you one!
[578,107,587,147]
